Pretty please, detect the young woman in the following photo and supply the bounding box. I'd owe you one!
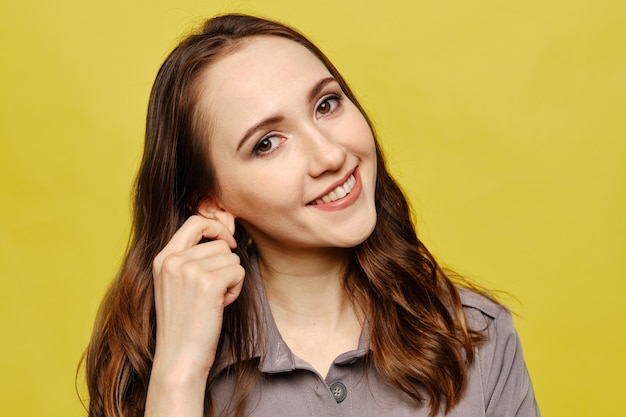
[84,14,540,417]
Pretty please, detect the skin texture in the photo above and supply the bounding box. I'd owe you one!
[198,36,378,256]
[145,36,378,417]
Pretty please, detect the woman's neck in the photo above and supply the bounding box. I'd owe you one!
[256,246,363,376]
[258,246,352,323]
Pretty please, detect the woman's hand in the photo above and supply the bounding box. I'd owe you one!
[145,215,245,417]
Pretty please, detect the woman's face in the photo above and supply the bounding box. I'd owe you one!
[197,36,377,255]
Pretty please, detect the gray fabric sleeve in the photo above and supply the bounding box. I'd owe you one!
[480,306,541,417]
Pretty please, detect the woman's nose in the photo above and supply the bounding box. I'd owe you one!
[304,125,347,177]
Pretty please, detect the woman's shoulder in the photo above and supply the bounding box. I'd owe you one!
[456,286,541,416]
[457,285,507,322]
[456,285,519,352]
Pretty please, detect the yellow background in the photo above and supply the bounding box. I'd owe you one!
[1,0,624,416]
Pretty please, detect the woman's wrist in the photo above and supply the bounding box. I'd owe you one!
[145,360,210,417]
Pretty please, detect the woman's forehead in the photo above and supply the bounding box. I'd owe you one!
[199,36,329,99]
[195,36,332,136]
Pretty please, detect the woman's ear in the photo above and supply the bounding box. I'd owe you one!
[197,198,236,236]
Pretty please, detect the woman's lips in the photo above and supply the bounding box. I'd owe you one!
[308,168,362,211]
[311,174,356,205]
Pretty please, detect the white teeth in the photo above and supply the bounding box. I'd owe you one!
[313,174,356,205]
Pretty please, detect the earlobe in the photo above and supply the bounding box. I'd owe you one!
[197,198,236,235]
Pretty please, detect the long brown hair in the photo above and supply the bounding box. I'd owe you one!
[83,14,487,417]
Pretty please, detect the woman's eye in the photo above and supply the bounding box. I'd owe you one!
[253,135,281,155]
[316,95,341,116]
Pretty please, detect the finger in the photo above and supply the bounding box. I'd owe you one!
[218,264,246,307]
[164,215,237,254]
[156,240,238,280]
[179,251,242,276]
[153,216,236,276]
[174,239,235,263]
[158,260,244,308]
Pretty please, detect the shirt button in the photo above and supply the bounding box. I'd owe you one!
[329,381,347,403]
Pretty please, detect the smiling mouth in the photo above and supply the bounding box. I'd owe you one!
[309,174,356,205]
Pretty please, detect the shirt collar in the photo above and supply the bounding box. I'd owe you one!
[212,255,370,376]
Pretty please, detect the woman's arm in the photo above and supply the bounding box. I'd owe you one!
[145,215,245,417]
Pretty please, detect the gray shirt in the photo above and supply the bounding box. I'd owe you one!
[211,263,540,416]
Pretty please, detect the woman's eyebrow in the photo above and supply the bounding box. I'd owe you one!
[237,115,284,151]
[308,76,337,103]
